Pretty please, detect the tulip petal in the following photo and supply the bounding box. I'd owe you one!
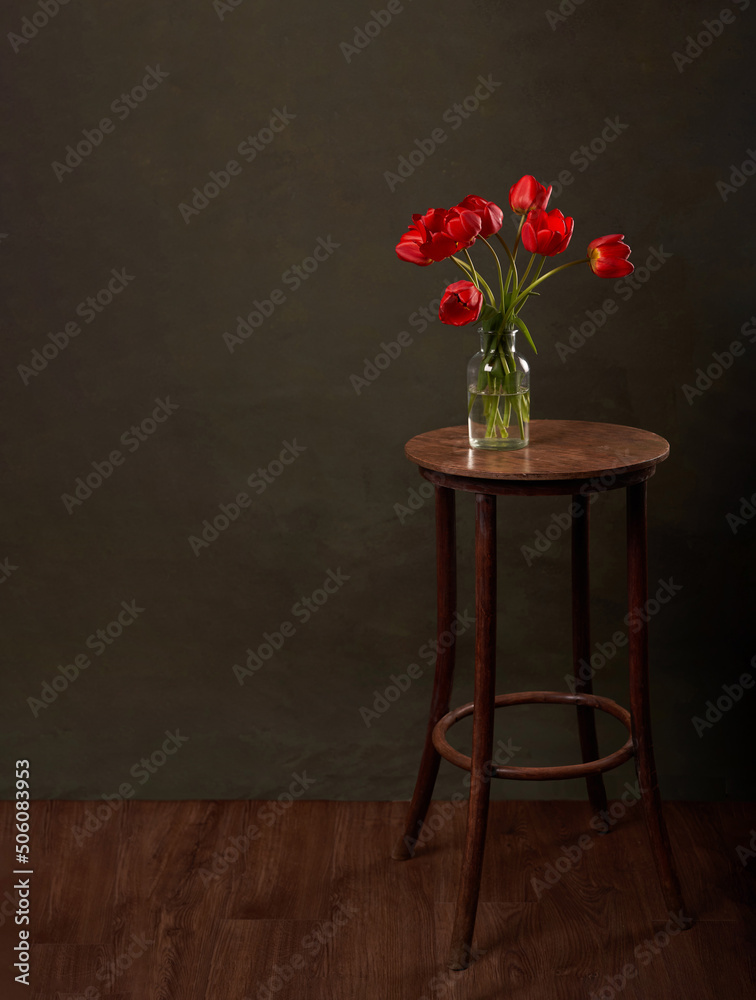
[596,243,631,259]
[396,241,432,265]
[588,234,624,250]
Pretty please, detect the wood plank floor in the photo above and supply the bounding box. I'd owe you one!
[1,800,754,998]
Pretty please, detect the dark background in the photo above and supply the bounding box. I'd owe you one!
[1,0,754,803]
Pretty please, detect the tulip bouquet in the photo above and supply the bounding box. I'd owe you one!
[394,175,634,448]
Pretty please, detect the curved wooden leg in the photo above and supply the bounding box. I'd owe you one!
[627,482,692,921]
[393,485,457,861]
[571,494,608,817]
[448,493,496,970]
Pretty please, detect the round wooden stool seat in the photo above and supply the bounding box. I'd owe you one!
[404,420,669,495]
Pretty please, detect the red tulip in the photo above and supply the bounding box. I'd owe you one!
[587,234,634,278]
[395,206,481,266]
[444,206,483,243]
[522,208,574,256]
[456,195,504,237]
[509,174,552,216]
[439,280,483,326]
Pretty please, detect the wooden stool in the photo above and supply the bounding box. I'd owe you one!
[392,420,692,970]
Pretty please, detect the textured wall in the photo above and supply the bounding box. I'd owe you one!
[1,0,754,802]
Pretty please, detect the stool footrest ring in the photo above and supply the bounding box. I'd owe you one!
[432,690,634,781]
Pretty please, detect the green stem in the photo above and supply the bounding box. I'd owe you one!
[517,253,537,293]
[480,238,506,312]
[486,395,497,437]
[504,256,589,325]
[497,341,512,376]
[512,214,525,256]
[451,256,496,305]
[495,232,518,296]
[462,249,480,289]
[506,344,517,373]
[502,216,526,296]
[511,257,545,335]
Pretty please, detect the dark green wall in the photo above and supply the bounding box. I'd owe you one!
[1,0,754,802]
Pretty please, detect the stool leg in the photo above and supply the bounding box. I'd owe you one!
[571,494,608,816]
[392,485,457,861]
[448,492,496,970]
[626,481,690,920]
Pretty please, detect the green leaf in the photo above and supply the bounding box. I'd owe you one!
[504,371,522,394]
[514,313,538,355]
[479,304,501,332]
[491,355,505,381]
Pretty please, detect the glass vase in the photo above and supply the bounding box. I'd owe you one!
[467,327,530,450]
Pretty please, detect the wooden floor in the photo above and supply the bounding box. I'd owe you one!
[1,800,754,999]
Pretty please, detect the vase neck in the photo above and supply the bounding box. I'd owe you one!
[480,328,516,352]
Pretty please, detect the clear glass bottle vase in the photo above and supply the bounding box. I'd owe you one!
[467,327,530,450]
